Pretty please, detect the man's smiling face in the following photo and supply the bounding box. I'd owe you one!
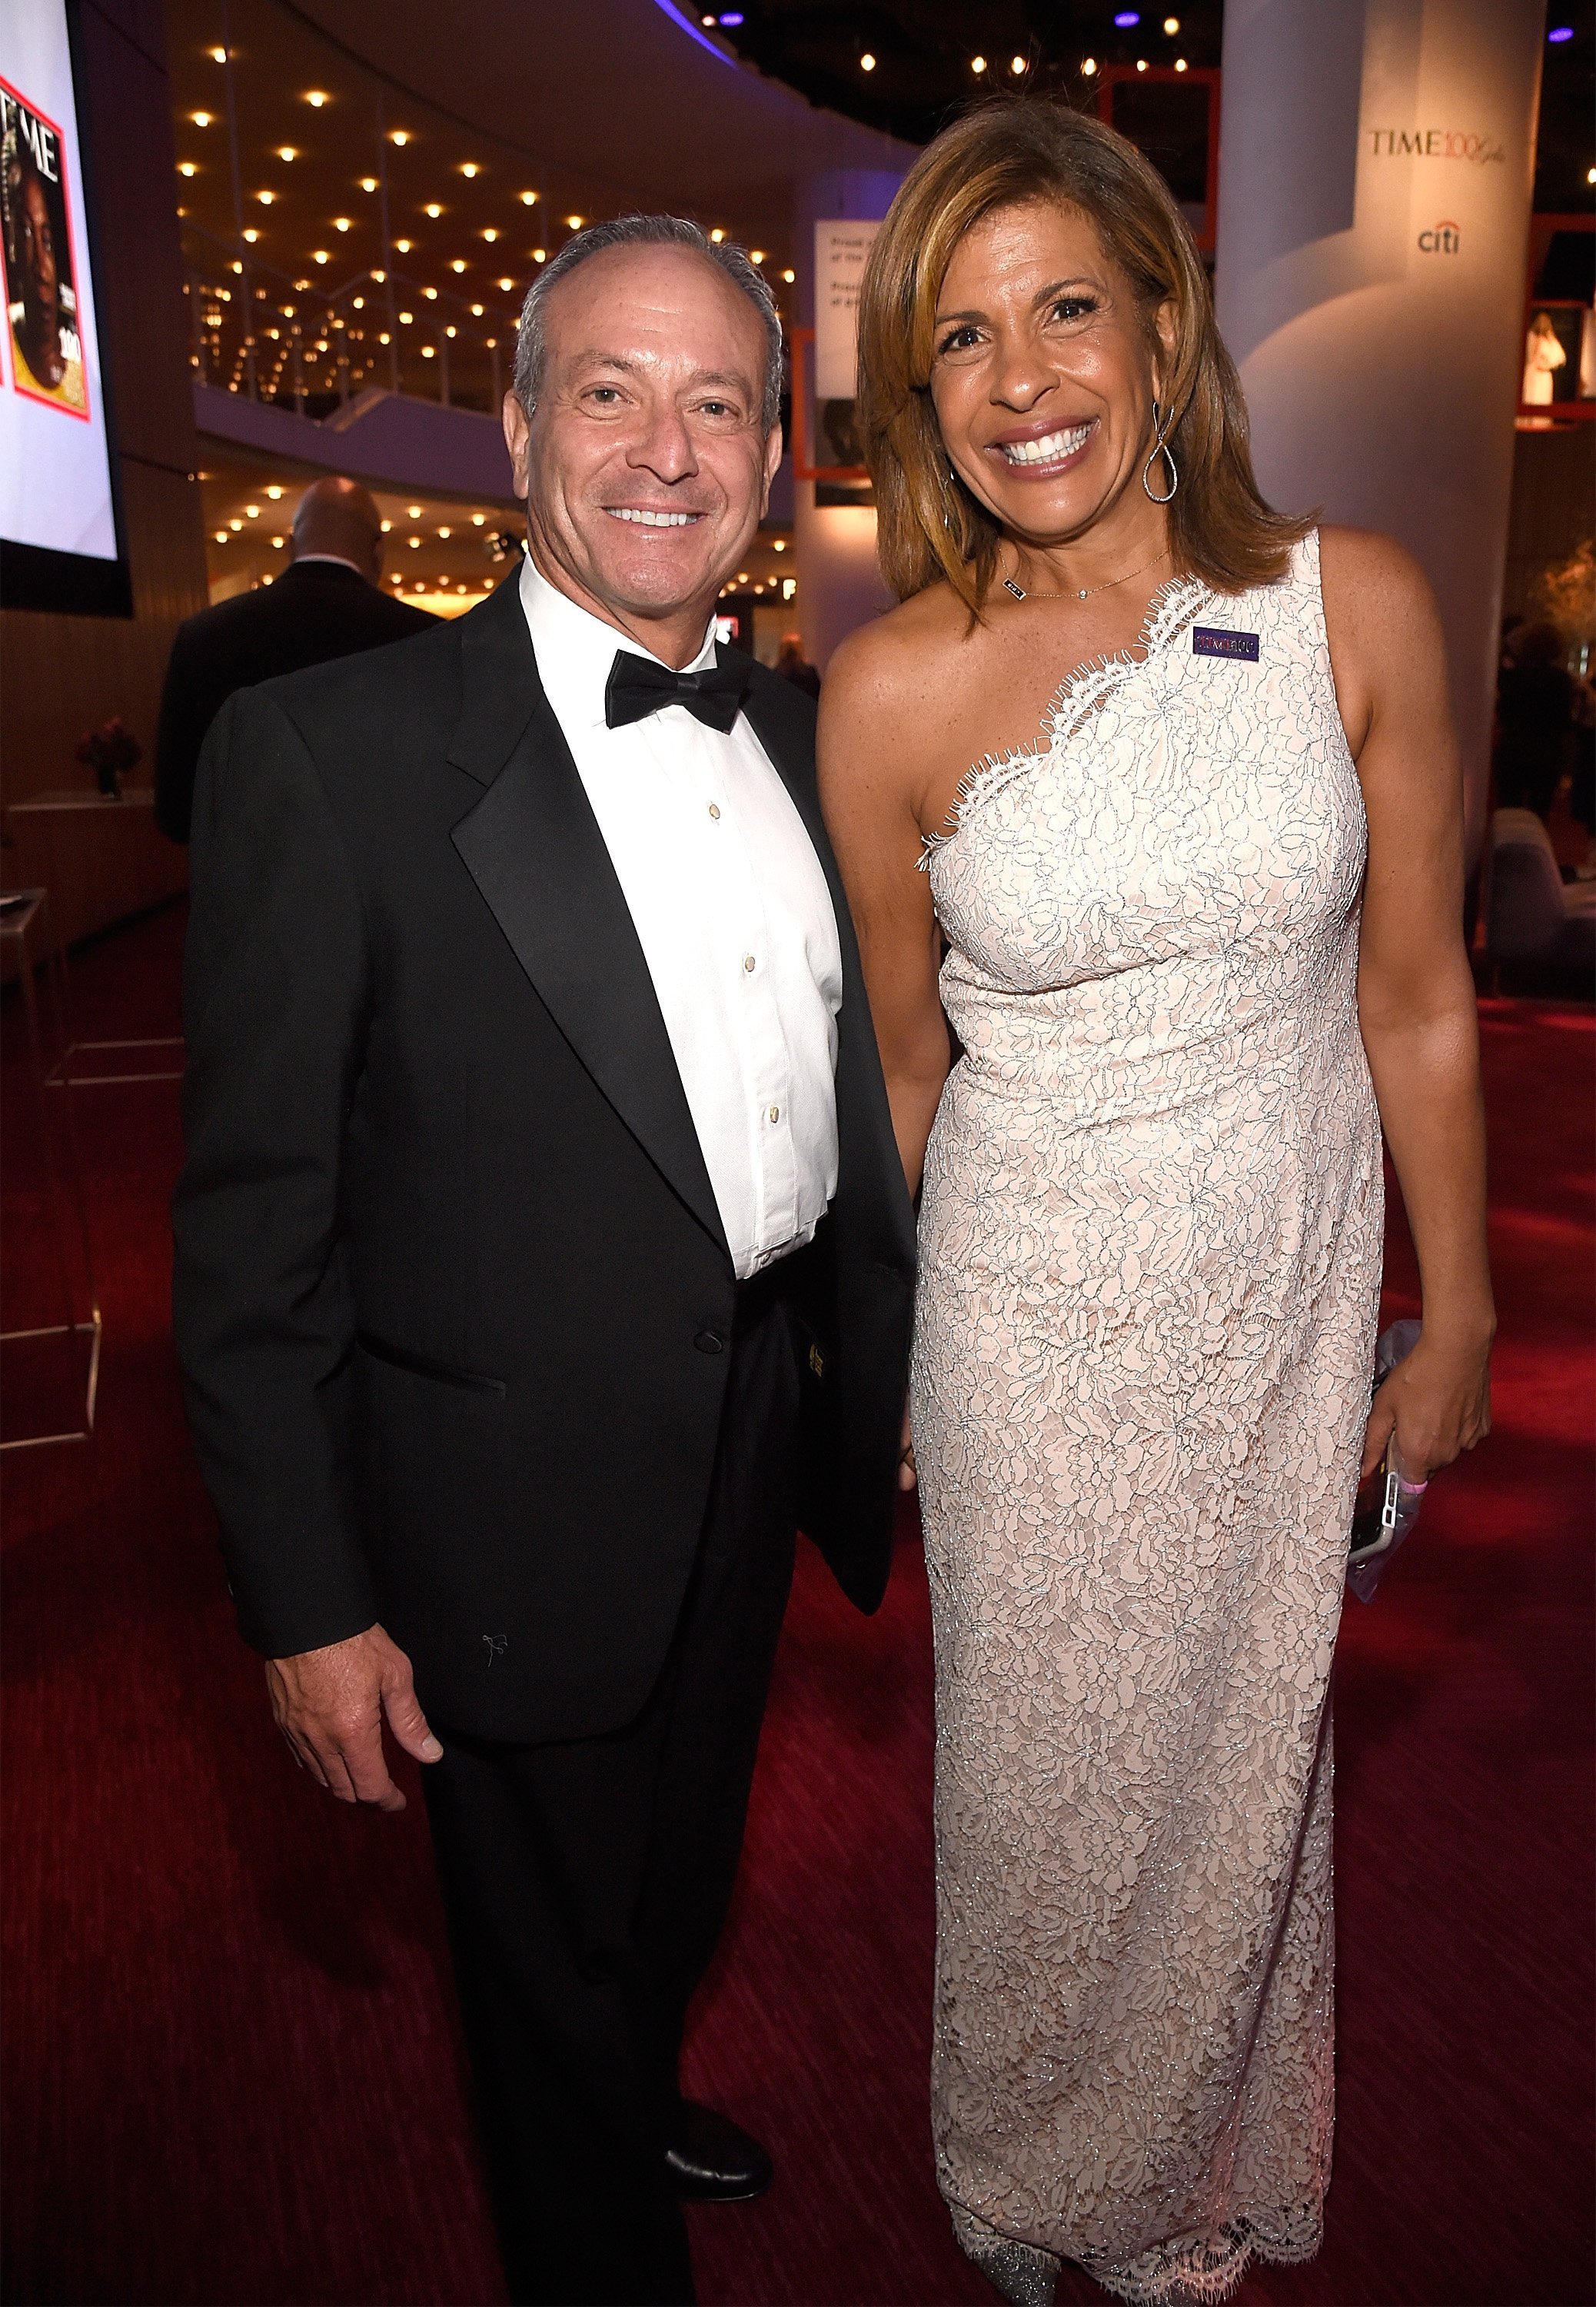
[504,244,780,657]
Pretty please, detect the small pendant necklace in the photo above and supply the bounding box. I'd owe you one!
[1002,546,1171,604]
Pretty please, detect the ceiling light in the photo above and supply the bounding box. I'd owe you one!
[565,215,584,229]
[229,518,243,531]
[470,300,485,315]
[1175,55,1187,69]
[265,484,283,498]
[256,189,274,204]
[860,52,876,71]
[472,513,486,525]
[360,176,377,191]
[773,538,785,551]
[334,218,351,231]
[497,276,514,290]
[421,345,434,358]
[520,190,538,205]
[485,335,497,348]
[750,249,765,264]
[214,530,228,542]
[971,55,986,73]
[245,504,260,517]
[702,12,715,22]
[378,330,391,343]
[209,45,227,62]
[394,238,412,252]
[424,202,443,218]
[1164,14,1180,28]
[303,90,328,106]
[409,536,422,547]
[1136,58,1149,70]
[482,227,499,241]
[531,249,545,264]
[1547,25,1574,40]
[451,258,467,271]
[1589,166,1596,184]
[381,518,393,531]
[399,309,413,323]
[278,146,298,162]
[389,129,410,145]
[1114,9,1139,22]
[271,534,284,548]
[191,110,212,126]
[311,249,329,263]
[710,228,726,243]
[1082,55,1098,73]
[178,161,197,176]
[371,268,386,282]
[407,504,422,518]
[461,162,480,178]
[242,227,259,242]
[422,285,438,299]
[1011,55,1026,73]
[437,524,451,537]
[718,10,744,22]
[352,295,364,309]
[782,267,795,283]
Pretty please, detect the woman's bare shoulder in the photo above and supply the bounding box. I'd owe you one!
[1318,524,1439,634]
[823,581,976,727]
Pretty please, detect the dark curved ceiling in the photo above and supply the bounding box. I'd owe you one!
[704,0,1223,147]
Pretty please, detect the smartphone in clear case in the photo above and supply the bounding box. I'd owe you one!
[1348,1319,1428,1603]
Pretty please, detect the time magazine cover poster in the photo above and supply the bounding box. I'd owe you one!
[1,74,88,417]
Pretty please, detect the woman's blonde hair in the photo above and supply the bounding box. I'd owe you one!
[856,102,1310,613]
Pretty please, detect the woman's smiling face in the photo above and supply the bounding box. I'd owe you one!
[929,199,1175,547]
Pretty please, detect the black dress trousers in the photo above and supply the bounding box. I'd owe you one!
[421,1278,803,2307]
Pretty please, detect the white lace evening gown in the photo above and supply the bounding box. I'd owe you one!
[913,531,1383,2305]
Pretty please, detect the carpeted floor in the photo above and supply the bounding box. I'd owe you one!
[2,904,1591,2307]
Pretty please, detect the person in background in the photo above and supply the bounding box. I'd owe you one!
[775,629,821,699]
[1495,619,1574,823]
[1521,309,1566,421]
[154,477,435,843]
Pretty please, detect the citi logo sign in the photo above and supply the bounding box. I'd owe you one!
[1418,221,1461,255]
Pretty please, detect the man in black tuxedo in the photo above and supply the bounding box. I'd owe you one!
[154,475,434,843]
[172,217,915,2307]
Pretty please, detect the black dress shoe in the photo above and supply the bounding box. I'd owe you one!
[663,2100,773,2202]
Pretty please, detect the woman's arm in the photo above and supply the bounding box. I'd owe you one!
[1321,528,1494,1481]
[817,627,952,1200]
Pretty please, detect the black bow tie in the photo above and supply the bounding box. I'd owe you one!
[604,650,750,734]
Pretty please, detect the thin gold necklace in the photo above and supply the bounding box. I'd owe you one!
[1001,547,1171,604]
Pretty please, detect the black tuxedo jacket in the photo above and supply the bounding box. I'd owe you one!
[172,571,916,1743]
[155,560,437,844]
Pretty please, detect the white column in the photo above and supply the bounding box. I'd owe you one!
[1215,0,1547,847]
[791,169,903,673]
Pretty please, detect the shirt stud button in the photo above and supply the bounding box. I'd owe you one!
[767,1104,780,1124]
[707,802,721,820]
[743,954,756,974]
[693,1329,725,1355]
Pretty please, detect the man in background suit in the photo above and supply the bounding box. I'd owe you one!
[171,218,915,2306]
[154,475,434,842]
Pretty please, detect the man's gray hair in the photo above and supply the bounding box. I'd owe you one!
[512,214,784,434]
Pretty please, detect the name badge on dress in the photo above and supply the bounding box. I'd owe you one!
[1192,627,1260,662]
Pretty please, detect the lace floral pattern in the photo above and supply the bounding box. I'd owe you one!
[912,533,1382,2305]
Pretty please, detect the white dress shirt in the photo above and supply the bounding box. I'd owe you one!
[518,552,842,1280]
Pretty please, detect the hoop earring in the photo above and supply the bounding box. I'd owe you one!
[1142,398,1179,504]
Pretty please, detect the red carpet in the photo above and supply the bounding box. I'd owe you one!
[2,905,1591,2307]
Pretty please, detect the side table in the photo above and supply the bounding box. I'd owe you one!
[0,889,102,1448]
[3,786,185,1085]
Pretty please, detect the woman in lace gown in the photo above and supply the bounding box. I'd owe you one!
[820,108,1494,2306]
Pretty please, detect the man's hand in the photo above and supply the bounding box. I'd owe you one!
[265,1624,442,1812]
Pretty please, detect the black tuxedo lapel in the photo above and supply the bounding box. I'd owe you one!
[448,578,728,1260]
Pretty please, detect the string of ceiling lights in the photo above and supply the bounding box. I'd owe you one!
[171,13,797,420]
